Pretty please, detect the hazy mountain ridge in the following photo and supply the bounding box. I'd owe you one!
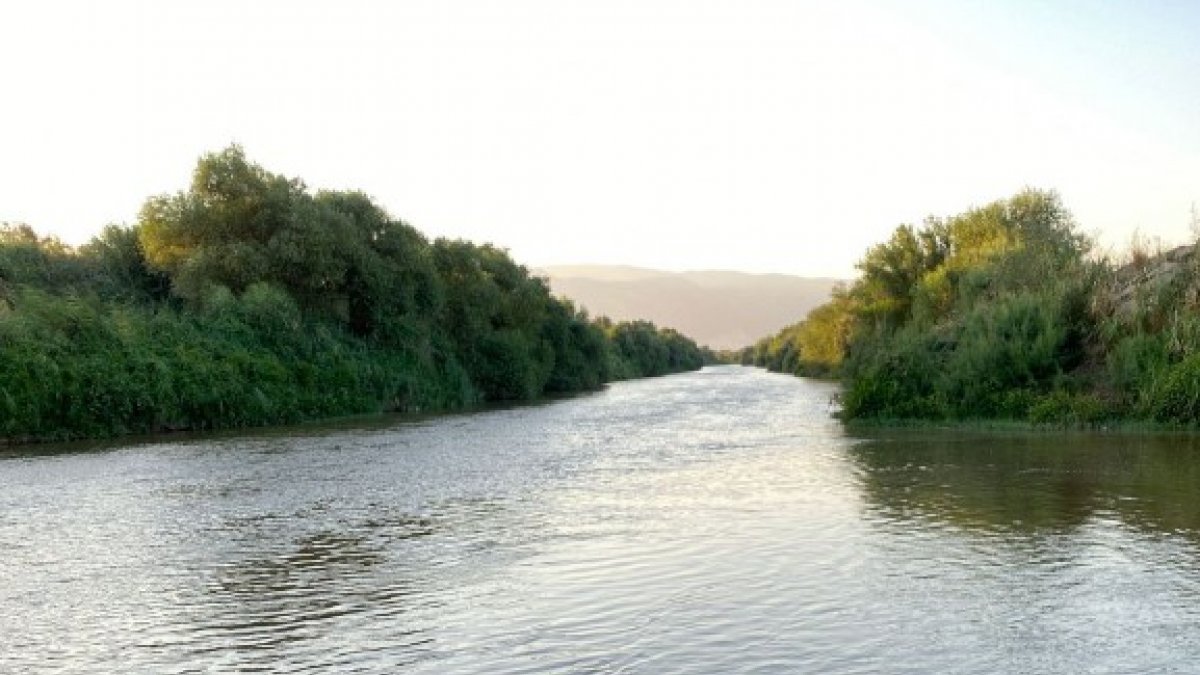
[539,265,843,350]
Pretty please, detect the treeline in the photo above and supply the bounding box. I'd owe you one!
[745,188,1200,425]
[0,146,708,442]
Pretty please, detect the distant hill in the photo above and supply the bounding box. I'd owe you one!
[538,265,843,350]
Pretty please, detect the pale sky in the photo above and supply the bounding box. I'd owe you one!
[2,0,1197,277]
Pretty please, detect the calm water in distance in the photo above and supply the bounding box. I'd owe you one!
[3,366,1199,673]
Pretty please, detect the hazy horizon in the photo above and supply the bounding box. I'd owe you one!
[540,265,842,349]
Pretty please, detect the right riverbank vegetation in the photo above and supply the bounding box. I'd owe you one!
[0,147,711,443]
[743,189,1200,426]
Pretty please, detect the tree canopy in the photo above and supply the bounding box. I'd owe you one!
[744,189,1131,424]
[0,146,709,442]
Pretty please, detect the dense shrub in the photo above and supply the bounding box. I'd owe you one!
[1145,355,1200,424]
[0,148,707,442]
[744,189,1143,425]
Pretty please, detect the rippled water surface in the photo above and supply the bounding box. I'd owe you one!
[3,366,1200,673]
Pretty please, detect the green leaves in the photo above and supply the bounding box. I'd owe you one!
[0,146,709,441]
[751,189,1110,424]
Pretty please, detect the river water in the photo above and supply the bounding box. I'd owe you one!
[2,366,1199,673]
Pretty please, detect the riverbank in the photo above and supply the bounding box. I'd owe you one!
[743,189,1200,427]
[0,382,610,455]
[840,413,1200,435]
[0,147,711,444]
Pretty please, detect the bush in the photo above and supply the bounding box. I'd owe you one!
[1145,354,1200,424]
[1107,333,1168,403]
[0,147,710,442]
[1028,391,1112,426]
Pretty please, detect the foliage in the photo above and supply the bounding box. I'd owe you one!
[744,189,1157,425]
[0,147,707,442]
[743,285,854,377]
[605,320,707,379]
[0,223,96,292]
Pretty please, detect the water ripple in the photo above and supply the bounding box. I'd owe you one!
[3,368,1200,673]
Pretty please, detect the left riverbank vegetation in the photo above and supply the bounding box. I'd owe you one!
[0,146,711,443]
[743,188,1200,427]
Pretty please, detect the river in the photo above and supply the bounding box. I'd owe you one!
[2,366,1199,673]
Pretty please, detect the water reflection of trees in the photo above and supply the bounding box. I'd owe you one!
[213,531,391,599]
[192,494,522,666]
[848,430,1200,537]
[186,509,441,667]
